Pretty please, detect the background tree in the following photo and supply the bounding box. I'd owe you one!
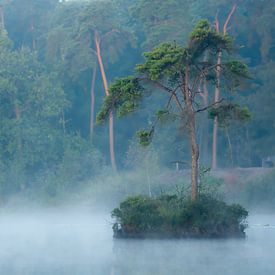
[211,3,237,169]
[209,104,251,166]
[44,0,135,170]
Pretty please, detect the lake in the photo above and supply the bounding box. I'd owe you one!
[0,208,273,275]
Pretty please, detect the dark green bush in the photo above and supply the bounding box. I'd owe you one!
[112,194,248,238]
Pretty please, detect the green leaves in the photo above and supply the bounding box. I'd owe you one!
[96,76,144,124]
[0,30,13,49]
[97,18,250,157]
[112,194,248,238]
[225,60,250,78]
[189,19,233,61]
[135,20,235,82]
[136,43,186,80]
[208,103,251,127]
[0,42,68,173]
[136,129,153,146]
[189,19,211,40]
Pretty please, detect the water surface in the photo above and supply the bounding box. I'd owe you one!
[0,209,273,275]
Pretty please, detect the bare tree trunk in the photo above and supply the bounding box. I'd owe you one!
[89,64,97,140]
[61,108,66,134]
[146,164,152,198]
[189,113,199,201]
[30,20,36,51]
[245,127,252,167]
[185,66,199,201]
[225,127,233,167]
[15,103,20,121]
[212,4,237,170]
[212,48,222,170]
[0,5,5,30]
[94,31,117,171]
[14,102,22,155]
[200,79,209,165]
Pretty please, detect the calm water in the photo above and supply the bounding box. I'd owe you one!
[0,209,274,275]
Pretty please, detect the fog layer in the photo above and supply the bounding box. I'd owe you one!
[0,208,273,275]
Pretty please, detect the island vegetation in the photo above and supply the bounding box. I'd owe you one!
[112,194,248,238]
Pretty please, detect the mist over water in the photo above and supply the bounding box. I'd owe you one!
[0,207,273,275]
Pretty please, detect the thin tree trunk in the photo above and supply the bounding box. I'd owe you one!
[225,127,233,167]
[212,4,237,170]
[89,64,97,140]
[15,103,20,120]
[185,66,199,201]
[14,102,22,156]
[30,20,36,51]
[0,5,5,30]
[61,108,66,134]
[146,164,152,198]
[200,79,209,165]
[94,31,117,171]
[199,53,210,165]
[212,50,222,170]
[189,114,199,201]
[245,127,252,167]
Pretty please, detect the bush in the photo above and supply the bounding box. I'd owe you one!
[112,194,248,238]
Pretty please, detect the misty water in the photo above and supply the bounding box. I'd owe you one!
[0,208,273,275]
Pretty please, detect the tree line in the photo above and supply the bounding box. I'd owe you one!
[0,0,274,197]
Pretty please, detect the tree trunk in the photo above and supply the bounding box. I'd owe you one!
[225,127,233,167]
[189,113,199,201]
[61,108,66,134]
[200,79,209,165]
[245,127,252,167]
[212,50,222,170]
[89,64,97,140]
[185,66,199,201]
[145,164,152,198]
[30,20,36,51]
[212,4,237,170]
[14,101,21,121]
[94,31,117,171]
[0,5,5,30]
[14,102,22,155]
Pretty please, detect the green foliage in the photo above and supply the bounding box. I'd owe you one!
[130,0,207,49]
[96,76,144,123]
[112,195,162,233]
[112,194,248,238]
[224,60,251,88]
[0,0,274,200]
[0,30,13,49]
[226,60,250,78]
[189,19,211,39]
[208,103,251,127]
[189,19,233,61]
[136,43,185,80]
[136,129,153,146]
[97,18,249,173]
[54,135,104,188]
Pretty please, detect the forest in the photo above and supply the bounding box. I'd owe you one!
[0,0,274,207]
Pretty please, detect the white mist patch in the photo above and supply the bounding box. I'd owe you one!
[0,209,273,275]
[0,208,113,274]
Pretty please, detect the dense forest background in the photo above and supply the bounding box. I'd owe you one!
[0,0,274,202]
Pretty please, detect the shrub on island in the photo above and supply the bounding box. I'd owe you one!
[111,194,248,239]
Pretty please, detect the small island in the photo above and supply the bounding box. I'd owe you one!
[112,195,248,239]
